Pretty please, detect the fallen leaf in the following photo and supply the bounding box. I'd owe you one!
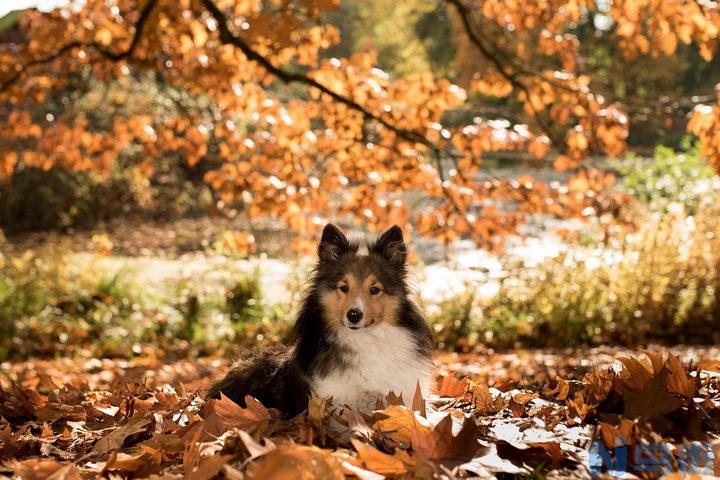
[411,381,426,417]
[697,359,720,373]
[471,381,502,415]
[666,355,695,399]
[248,444,345,480]
[437,376,468,398]
[546,375,570,401]
[351,438,407,475]
[459,443,527,476]
[34,403,86,423]
[373,404,424,444]
[203,394,272,437]
[411,414,480,460]
[623,368,682,418]
[619,354,654,392]
[11,459,78,480]
[91,415,152,454]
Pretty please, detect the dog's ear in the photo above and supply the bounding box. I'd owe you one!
[318,223,350,263]
[371,225,406,268]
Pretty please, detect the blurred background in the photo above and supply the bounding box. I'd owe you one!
[1,0,720,362]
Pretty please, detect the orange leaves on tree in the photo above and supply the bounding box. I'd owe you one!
[689,99,720,174]
[214,231,257,257]
[0,0,717,247]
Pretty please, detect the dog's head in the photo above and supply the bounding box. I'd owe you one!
[315,224,408,331]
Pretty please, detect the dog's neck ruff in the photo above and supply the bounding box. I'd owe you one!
[311,323,432,411]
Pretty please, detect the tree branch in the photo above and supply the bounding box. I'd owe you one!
[445,0,566,147]
[198,0,444,152]
[0,0,158,93]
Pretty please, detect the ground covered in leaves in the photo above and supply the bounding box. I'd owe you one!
[1,346,719,479]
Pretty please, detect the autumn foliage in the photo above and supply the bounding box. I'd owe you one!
[1,0,719,247]
[1,348,719,477]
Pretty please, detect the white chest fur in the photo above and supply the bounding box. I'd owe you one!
[311,323,433,411]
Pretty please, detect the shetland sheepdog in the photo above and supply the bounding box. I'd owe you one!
[207,224,433,416]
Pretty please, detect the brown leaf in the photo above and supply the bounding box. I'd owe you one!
[34,403,86,423]
[0,381,47,419]
[91,415,152,454]
[372,405,423,444]
[104,445,162,474]
[623,368,682,418]
[437,376,468,398]
[697,359,720,373]
[411,414,480,460]
[619,354,654,392]
[411,381,426,417]
[665,355,696,399]
[185,453,234,480]
[11,459,79,480]
[546,376,570,401]
[513,392,540,405]
[351,439,407,475]
[471,381,502,415]
[203,394,272,437]
[248,444,345,480]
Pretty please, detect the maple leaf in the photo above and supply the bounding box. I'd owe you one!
[183,432,233,480]
[471,381,503,415]
[546,375,570,401]
[623,368,682,418]
[248,444,346,480]
[618,354,655,393]
[103,446,162,475]
[372,404,425,444]
[202,394,273,437]
[665,355,696,399]
[411,414,481,460]
[437,375,468,398]
[351,438,408,475]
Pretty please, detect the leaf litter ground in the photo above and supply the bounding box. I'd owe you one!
[1,346,719,479]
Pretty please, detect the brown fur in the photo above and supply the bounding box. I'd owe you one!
[319,273,401,329]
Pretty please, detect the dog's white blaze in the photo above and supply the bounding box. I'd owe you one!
[312,323,433,411]
[350,296,365,313]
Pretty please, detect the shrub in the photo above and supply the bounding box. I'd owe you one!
[432,206,720,350]
[614,139,720,215]
[0,243,145,359]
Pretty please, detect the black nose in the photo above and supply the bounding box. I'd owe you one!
[346,309,363,323]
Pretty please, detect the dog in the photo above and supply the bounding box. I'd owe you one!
[207,224,434,416]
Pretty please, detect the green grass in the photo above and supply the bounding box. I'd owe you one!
[0,11,22,34]
[0,246,293,361]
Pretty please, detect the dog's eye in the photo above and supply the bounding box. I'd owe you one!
[369,286,381,295]
[339,285,349,293]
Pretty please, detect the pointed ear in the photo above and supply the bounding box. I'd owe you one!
[371,225,406,267]
[318,224,350,263]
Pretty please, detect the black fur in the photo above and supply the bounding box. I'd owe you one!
[206,224,433,417]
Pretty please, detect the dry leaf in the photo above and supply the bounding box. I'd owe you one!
[91,415,152,454]
[351,439,407,475]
